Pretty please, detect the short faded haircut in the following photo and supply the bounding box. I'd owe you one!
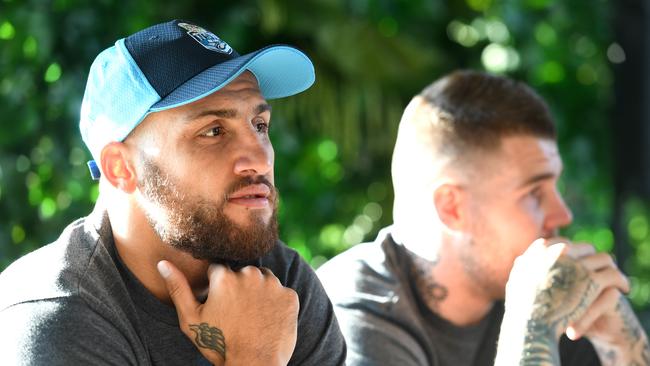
[418,70,556,157]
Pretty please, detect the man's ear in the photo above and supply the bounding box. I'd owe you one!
[100,142,138,193]
[433,183,467,232]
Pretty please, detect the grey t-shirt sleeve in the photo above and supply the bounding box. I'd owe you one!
[334,305,427,366]
[0,298,138,366]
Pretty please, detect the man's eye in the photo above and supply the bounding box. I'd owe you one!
[255,121,269,133]
[529,187,543,202]
[203,126,222,137]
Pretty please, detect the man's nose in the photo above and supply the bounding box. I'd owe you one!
[545,189,573,231]
[233,131,273,176]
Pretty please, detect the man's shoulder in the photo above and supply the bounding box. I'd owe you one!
[0,217,89,308]
[317,228,406,309]
[0,293,142,365]
[0,213,121,313]
[317,229,434,365]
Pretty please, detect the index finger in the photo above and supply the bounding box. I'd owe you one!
[157,260,200,323]
[564,242,596,259]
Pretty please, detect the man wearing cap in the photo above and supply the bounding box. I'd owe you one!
[0,20,346,365]
[317,71,650,365]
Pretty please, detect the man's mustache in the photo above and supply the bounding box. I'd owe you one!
[224,176,276,201]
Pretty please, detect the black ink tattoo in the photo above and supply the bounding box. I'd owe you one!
[616,299,650,366]
[189,322,226,359]
[592,341,618,366]
[410,255,448,313]
[520,257,597,365]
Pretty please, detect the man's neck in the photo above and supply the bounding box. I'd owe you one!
[408,243,495,327]
[107,202,210,305]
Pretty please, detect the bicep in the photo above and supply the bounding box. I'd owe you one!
[0,299,138,366]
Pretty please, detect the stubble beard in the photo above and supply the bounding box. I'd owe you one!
[459,235,509,301]
[137,157,278,264]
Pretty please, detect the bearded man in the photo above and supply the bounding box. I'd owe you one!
[0,20,345,366]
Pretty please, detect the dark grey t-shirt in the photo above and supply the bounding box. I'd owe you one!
[317,227,601,366]
[0,206,346,365]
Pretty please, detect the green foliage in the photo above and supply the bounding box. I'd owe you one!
[622,200,650,311]
[1,0,648,329]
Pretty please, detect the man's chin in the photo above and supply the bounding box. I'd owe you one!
[225,209,272,227]
[199,240,276,268]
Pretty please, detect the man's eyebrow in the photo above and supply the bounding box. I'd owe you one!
[192,109,238,120]
[190,103,271,122]
[518,172,557,189]
[255,103,272,115]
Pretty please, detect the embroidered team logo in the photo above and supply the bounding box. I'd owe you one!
[178,22,233,55]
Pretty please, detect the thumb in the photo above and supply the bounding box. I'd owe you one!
[157,260,199,323]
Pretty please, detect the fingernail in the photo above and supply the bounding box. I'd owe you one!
[157,261,171,278]
[566,326,579,340]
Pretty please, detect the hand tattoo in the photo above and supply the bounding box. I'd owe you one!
[520,257,597,365]
[189,322,226,359]
[530,257,597,327]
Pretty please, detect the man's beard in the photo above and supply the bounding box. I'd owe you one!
[137,157,278,264]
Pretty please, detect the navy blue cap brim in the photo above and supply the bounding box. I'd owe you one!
[150,44,314,111]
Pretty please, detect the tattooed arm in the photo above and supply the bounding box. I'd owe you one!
[157,261,299,366]
[569,283,650,366]
[495,239,630,366]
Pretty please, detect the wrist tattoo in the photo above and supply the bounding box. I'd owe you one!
[616,299,650,365]
[520,319,560,365]
[189,322,226,359]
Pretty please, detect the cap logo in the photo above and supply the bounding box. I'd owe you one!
[177,22,233,55]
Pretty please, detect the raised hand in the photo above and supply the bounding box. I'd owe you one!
[157,261,299,366]
[495,239,631,365]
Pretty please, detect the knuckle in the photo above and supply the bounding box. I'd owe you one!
[621,275,631,292]
[208,263,225,275]
[208,264,230,282]
[570,322,585,334]
[284,288,299,309]
[240,265,262,276]
[605,287,620,298]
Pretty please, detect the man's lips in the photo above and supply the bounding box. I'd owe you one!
[227,184,272,208]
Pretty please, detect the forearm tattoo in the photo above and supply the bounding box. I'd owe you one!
[520,257,598,365]
[410,255,448,313]
[616,299,650,366]
[592,341,617,366]
[189,322,226,359]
